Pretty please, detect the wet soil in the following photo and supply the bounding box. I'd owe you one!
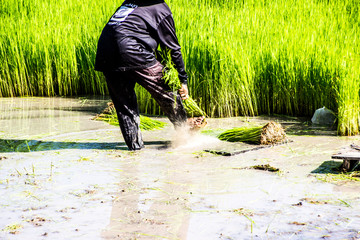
[0,97,359,240]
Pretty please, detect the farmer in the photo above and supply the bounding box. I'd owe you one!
[95,0,196,150]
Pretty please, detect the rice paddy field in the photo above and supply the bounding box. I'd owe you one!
[0,0,359,135]
[0,97,360,239]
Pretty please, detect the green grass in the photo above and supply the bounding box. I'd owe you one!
[0,0,359,135]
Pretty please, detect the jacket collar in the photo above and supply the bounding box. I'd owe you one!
[123,0,165,7]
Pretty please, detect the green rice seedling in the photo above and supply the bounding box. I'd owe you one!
[138,115,167,131]
[315,171,360,184]
[218,126,263,143]
[50,162,54,179]
[2,223,23,234]
[218,121,287,145]
[182,98,207,118]
[200,129,225,137]
[94,102,167,131]
[93,103,119,127]
[232,208,254,217]
[161,50,207,118]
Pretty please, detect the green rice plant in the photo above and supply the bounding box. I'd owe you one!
[218,121,286,144]
[167,0,360,135]
[0,0,111,97]
[336,57,360,135]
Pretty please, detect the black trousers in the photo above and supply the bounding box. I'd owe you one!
[104,61,187,150]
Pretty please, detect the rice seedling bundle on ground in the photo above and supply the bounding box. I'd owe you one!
[218,121,287,145]
[1,0,360,136]
[94,102,167,131]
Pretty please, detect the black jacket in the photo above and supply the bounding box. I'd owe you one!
[95,0,188,83]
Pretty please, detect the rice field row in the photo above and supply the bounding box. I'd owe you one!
[0,0,359,135]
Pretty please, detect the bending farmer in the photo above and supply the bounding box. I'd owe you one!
[95,0,189,150]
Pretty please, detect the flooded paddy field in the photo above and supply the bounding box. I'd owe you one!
[0,97,359,240]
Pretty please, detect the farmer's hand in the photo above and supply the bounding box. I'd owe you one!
[179,84,189,100]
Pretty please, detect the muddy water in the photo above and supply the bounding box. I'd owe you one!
[0,97,359,240]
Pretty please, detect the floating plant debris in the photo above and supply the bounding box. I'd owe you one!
[250,164,280,172]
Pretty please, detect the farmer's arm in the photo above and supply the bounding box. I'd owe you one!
[157,15,188,85]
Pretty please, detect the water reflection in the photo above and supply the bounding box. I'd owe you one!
[0,97,112,138]
[0,139,170,152]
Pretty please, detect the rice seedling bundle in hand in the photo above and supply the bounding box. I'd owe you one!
[161,51,207,119]
[218,121,286,145]
[94,102,167,131]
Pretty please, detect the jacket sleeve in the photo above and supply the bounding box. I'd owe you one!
[157,14,188,84]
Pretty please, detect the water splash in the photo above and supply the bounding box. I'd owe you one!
[171,124,220,150]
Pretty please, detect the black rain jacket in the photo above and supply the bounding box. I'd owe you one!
[95,0,188,84]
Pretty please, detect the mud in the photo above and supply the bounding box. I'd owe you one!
[0,97,360,240]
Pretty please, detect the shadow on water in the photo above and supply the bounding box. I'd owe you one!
[311,161,343,174]
[284,123,337,136]
[312,160,360,174]
[258,114,338,136]
[0,139,171,153]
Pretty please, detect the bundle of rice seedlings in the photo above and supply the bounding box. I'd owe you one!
[161,51,207,119]
[94,102,167,131]
[92,102,118,126]
[218,121,287,145]
[138,115,167,131]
